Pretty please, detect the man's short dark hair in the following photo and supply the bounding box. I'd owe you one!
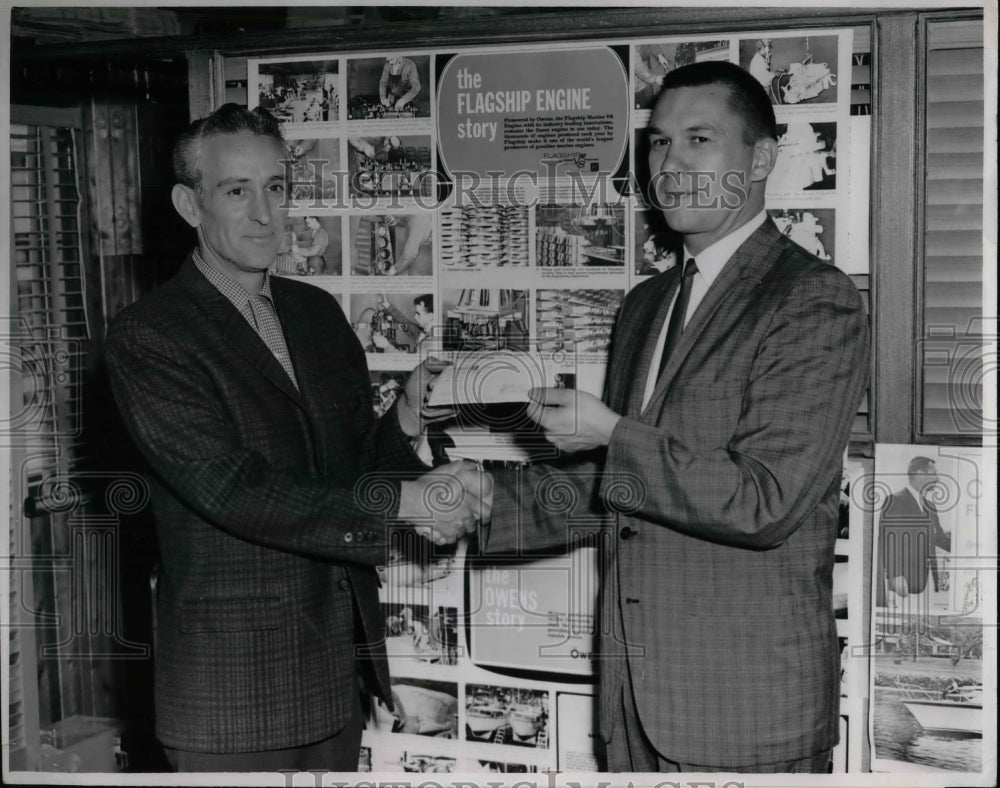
[658,61,778,145]
[173,103,285,191]
[414,294,433,312]
[908,456,937,478]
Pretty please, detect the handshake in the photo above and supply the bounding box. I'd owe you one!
[398,461,494,545]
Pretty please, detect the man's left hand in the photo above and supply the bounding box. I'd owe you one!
[397,357,456,436]
[526,387,621,453]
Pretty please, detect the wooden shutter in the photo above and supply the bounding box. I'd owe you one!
[920,20,985,438]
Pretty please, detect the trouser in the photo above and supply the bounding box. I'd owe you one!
[601,678,832,773]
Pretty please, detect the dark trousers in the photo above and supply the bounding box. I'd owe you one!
[603,682,832,773]
[163,690,363,773]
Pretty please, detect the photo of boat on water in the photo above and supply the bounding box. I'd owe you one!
[871,613,983,772]
[463,684,550,748]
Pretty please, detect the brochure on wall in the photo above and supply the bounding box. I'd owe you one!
[869,444,989,776]
[245,25,870,776]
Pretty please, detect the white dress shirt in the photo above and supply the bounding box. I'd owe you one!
[642,211,769,408]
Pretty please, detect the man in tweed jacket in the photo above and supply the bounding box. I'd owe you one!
[479,62,870,772]
[105,104,479,771]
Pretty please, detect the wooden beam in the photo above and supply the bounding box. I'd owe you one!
[872,13,920,443]
[11,6,959,62]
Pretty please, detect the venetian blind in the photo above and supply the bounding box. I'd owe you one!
[920,20,985,437]
[9,119,90,763]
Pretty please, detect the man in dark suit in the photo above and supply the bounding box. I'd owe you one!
[475,62,870,772]
[879,456,951,602]
[105,104,479,771]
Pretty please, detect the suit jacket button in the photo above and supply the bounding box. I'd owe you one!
[339,579,350,590]
[344,532,353,543]
[620,526,636,540]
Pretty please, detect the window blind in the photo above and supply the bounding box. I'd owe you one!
[920,20,985,437]
[9,120,91,757]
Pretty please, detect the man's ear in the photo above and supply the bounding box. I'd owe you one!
[171,183,201,229]
[750,137,778,182]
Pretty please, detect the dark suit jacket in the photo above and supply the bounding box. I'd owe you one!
[485,220,870,766]
[105,255,427,753]
[879,487,951,595]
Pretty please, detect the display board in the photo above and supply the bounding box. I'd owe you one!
[246,27,872,774]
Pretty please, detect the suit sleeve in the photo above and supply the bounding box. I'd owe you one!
[105,311,425,566]
[477,452,615,556]
[600,267,870,549]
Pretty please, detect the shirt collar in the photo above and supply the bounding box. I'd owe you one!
[906,483,927,510]
[683,210,768,289]
[193,248,274,308]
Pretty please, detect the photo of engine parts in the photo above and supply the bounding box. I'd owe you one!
[350,136,434,197]
[439,205,529,268]
[442,288,529,352]
[535,289,623,354]
[348,94,418,119]
[535,203,625,267]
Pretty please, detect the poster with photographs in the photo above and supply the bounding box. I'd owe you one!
[870,445,987,774]
[245,26,877,776]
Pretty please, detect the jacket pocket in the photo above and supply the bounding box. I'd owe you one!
[178,594,283,633]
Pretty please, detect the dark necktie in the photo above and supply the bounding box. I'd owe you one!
[658,258,698,378]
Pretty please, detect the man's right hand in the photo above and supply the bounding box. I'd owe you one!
[398,461,485,545]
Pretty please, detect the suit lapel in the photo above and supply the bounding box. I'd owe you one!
[640,221,786,418]
[620,270,679,418]
[177,257,306,409]
[271,279,330,419]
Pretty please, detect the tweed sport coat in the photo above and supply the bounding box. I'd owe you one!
[105,255,428,753]
[484,220,870,767]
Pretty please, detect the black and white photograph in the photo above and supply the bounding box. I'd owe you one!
[351,292,429,354]
[634,207,681,276]
[349,212,434,276]
[633,39,729,109]
[368,678,460,739]
[254,57,339,123]
[536,289,623,355]
[872,623,983,772]
[464,685,550,748]
[870,445,984,772]
[347,54,432,119]
[441,288,530,352]
[769,207,836,263]
[383,530,458,590]
[398,751,457,773]
[283,136,341,206]
[770,121,838,191]
[535,203,625,267]
[439,204,530,268]
[738,35,840,105]
[272,214,342,277]
[369,369,407,417]
[4,7,991,783]
[383,602,459,666]
[348,134,434,198]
